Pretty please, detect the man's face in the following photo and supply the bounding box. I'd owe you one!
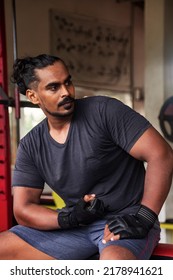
[28,61,75,118]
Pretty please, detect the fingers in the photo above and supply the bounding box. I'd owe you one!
[83,194,96,202]
[102,224,120,244]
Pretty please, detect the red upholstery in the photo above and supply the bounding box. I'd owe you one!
[151,243,173,259]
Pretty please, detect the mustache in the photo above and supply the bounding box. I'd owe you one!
[58,96,75,107]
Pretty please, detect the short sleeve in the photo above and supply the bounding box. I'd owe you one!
[12,141,44,188]
[104,98,152,152]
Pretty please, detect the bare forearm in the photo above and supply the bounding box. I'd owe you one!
[14,203,59,230]
[141,154,173,214]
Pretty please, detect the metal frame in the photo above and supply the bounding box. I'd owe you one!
[0,0,13,231]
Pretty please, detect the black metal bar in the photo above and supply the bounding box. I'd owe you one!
[0,99,39,108]
[12,0,20,145]
[12,0,17,61]
[0,85,38,107]
[129,1,135,109]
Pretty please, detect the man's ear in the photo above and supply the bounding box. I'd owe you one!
[26,89,39,104]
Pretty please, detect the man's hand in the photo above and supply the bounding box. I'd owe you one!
[58,194,105,229]
[102,205,157,243]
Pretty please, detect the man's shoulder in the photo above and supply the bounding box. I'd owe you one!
[76,95,121,109]
[75,96,124,116]
[76,95,113,104]
[20,118,47,144]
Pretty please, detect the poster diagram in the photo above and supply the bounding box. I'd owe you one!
[50,11,131,91]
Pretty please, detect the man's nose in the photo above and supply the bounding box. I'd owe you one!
[60,84,70,98]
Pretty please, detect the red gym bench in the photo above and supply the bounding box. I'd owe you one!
[150,243,173,259]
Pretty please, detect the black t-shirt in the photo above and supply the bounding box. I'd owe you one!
[12,96,151,214]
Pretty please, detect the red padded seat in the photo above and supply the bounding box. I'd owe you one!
[151,243,173,259]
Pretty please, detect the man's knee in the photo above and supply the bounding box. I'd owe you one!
[0,231,17,259]
[0,230,55,260]
[0,230,35,259]
[100,245,137,260]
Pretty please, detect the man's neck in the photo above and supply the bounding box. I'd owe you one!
[47,116,72,144]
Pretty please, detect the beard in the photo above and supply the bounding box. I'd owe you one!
[44,108,74,118]
[44,96,75,118]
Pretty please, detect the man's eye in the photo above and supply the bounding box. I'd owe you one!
[65,79,72,86]
[51,85,60,91]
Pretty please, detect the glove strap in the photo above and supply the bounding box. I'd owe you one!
[137,205,157,225]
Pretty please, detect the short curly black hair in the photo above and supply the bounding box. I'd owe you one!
[11,54,66,95]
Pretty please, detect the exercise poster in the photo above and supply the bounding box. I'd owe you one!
[50,10,131,91]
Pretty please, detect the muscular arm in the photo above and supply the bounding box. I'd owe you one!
[13,187,99,230]
[129,126,173,214]
[13,187,59,230]
[103,126,173,243]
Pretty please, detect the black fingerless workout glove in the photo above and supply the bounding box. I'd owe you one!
[107,205,157,239]
[58,198,105,229]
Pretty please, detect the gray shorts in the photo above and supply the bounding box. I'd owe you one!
[10,219,160,260]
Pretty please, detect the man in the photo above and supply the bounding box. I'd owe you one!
[0,54,172,260]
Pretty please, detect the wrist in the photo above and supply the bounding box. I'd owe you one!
[58,211,78,229]
[137,204,157,228]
